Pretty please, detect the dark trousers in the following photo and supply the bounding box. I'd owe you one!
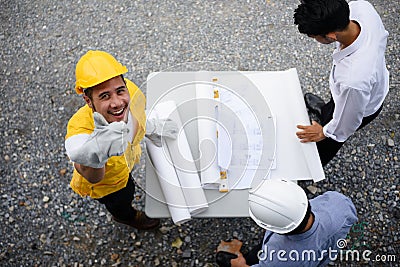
[317,97,383,166]
[96,175,137,221]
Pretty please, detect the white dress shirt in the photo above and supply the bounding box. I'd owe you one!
[323,0,389,142]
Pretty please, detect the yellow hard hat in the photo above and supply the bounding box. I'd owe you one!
[75,50,128,94]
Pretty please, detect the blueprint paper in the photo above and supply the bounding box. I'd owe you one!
[244,69,325,182]
[196,77,268,189]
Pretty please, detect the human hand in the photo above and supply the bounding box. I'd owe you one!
[145,118,178,147]
[67,112,129,168]
[93,112,129,157]
[296,120,326,143]
[230,253,249,267]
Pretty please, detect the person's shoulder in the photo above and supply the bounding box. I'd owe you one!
[314,191,351,203]
[321,190,348,199]
[312,191,357,218]
[312,191,355,211]
[125,78,146,115]
[66,105,94,138]
[124,78,142,95]
[70,104,93,121]
[349,0,373,10]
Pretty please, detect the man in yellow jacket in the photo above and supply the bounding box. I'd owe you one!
[65,50,177,230]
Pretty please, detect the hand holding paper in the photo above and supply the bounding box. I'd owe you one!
[145,117,178,146]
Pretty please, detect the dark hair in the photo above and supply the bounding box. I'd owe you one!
[293,0,350,36]
[83,87,93,99]
[285,201,312,235]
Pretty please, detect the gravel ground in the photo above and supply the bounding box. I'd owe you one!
[1,0,399,266]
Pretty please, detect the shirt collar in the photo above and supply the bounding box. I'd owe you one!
[332,19,365,64]
[286,214,320,241]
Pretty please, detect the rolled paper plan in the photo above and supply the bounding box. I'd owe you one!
[145,138,191,225]
[153,100,209,215]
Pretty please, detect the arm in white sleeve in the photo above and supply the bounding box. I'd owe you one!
[323,87,370,142]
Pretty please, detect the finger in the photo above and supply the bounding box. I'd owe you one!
[296,124,308,129]
[300,137,312,143]
[299,133,316,142]
[296,129,308,134]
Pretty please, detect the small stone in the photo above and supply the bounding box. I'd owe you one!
[40,234,46,243]
[4,155,10,161]
[172,237,183,249]
[182,250,191,259]
[307,185,318,195]
[159,226,171,234]
[387,138,395,147]
[130,232,136,240]
[43,196,50,203]
[73,236,80,241]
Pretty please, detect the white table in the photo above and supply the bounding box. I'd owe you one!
[144,69,324,218]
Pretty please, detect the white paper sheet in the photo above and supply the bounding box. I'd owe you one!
[244,69,325,182]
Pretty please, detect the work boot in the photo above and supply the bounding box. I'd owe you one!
[304,93,325,117]
[307,110,322,124]
[113,211,160,230]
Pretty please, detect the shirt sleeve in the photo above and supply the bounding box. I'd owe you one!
[323,86,370,142]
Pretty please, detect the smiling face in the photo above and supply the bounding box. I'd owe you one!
[84,76,130,123]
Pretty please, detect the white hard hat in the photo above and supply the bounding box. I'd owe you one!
[248,179,308,234]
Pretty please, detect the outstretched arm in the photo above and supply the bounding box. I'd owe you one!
[74,163,105,184]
